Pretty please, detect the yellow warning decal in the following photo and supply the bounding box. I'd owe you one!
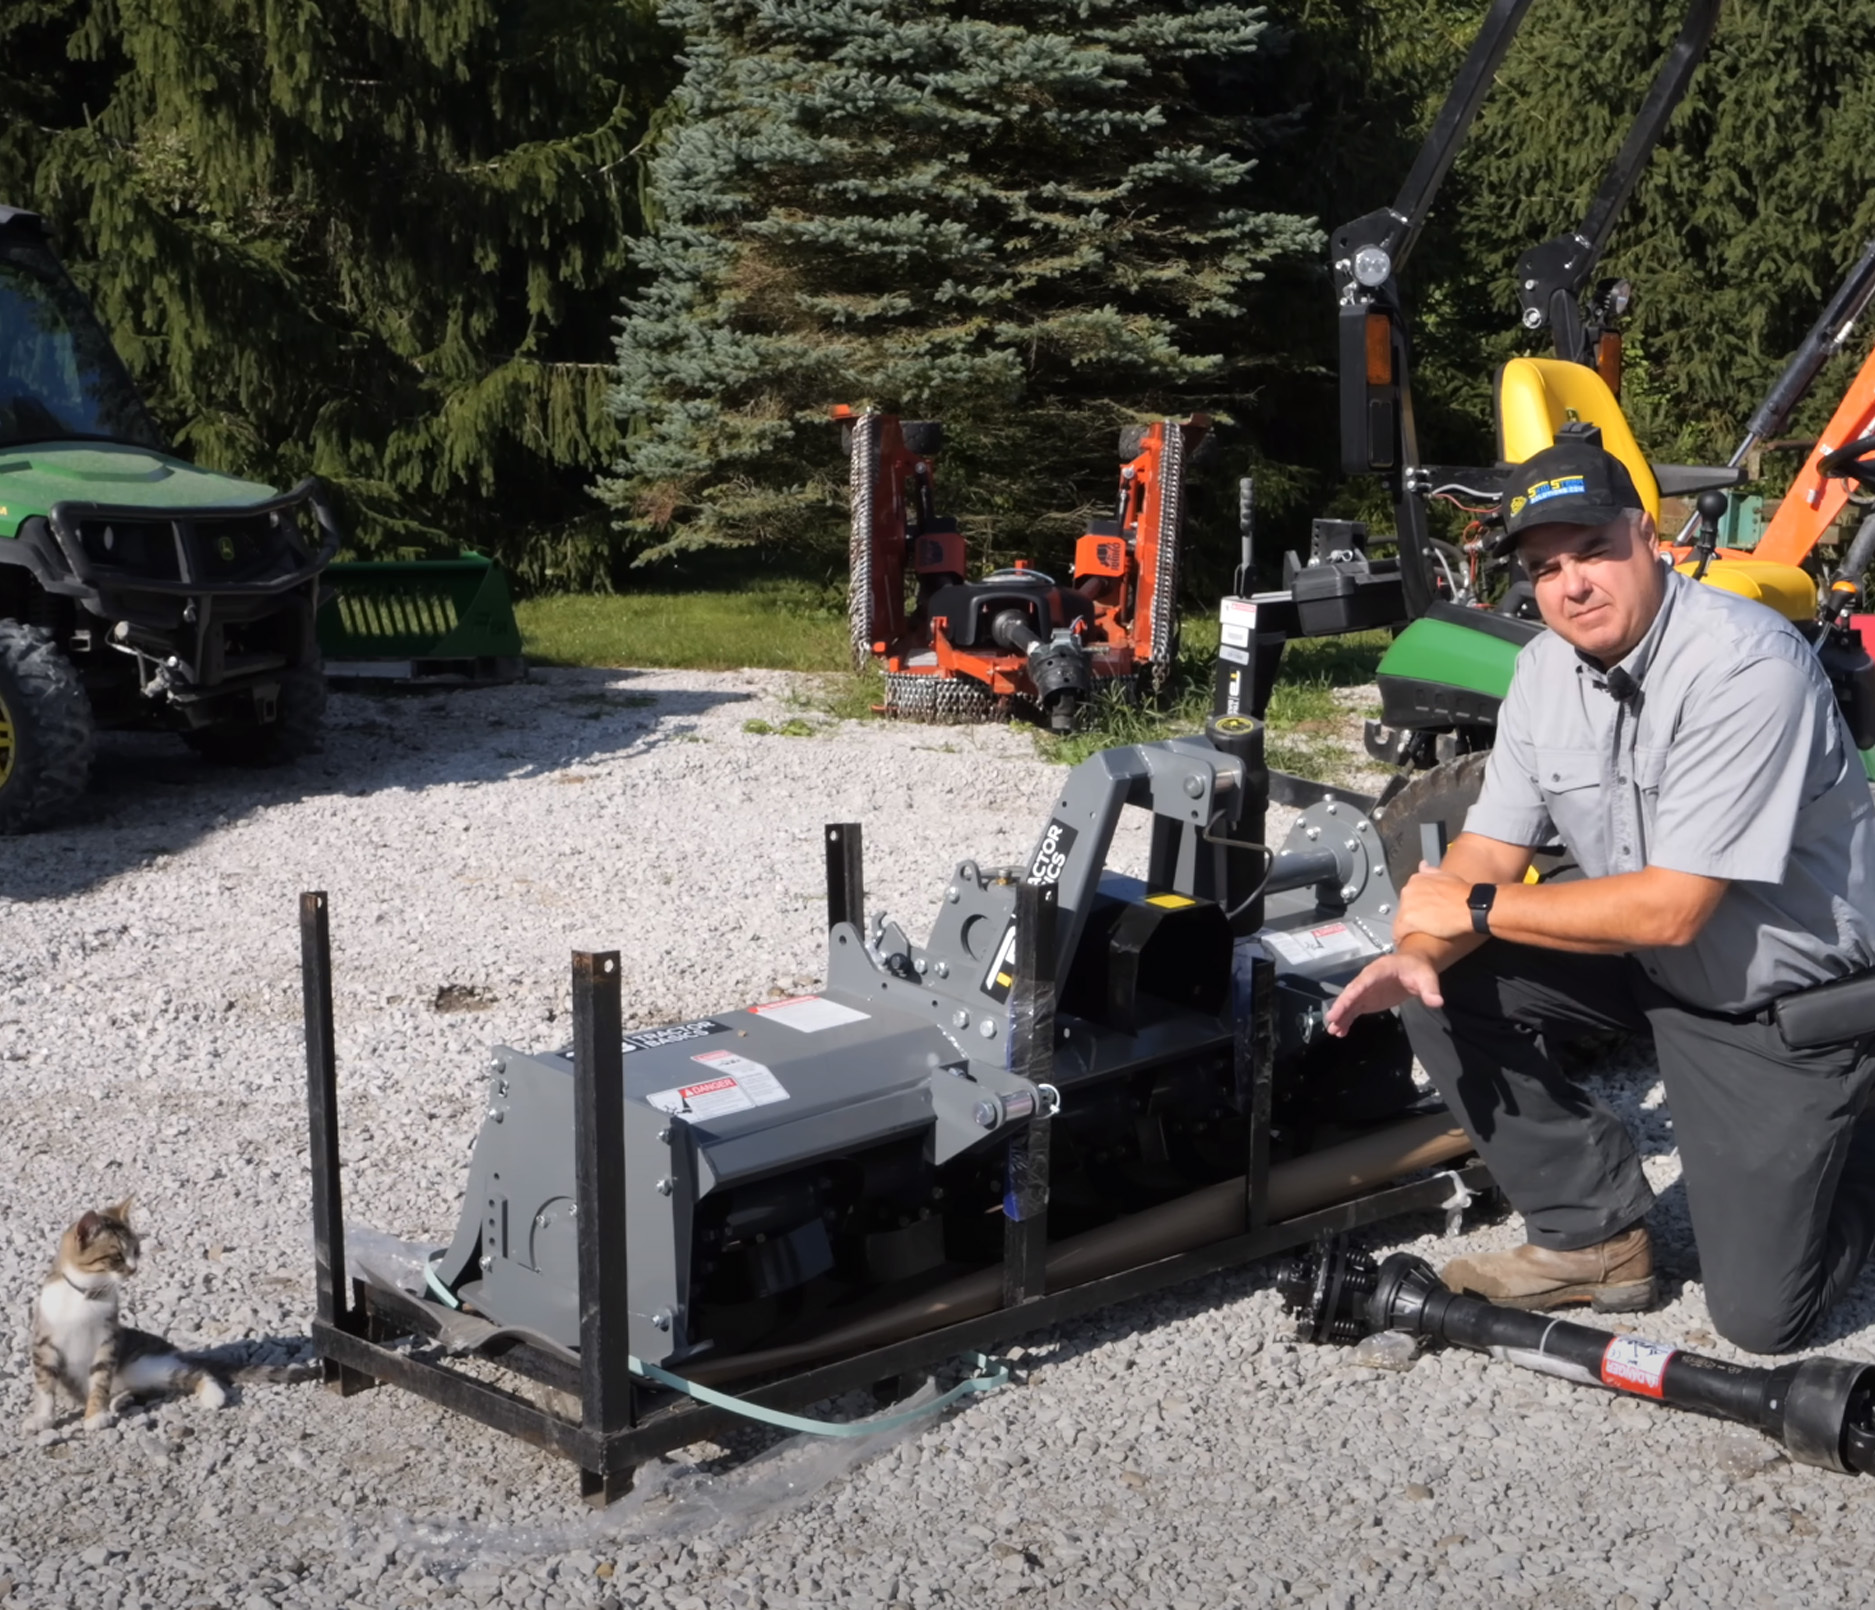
[1146,893,1195,908]
[995,972,1013,988]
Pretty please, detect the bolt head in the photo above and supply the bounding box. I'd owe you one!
[1325,802,1338,815]
[978,1018,997,1038]
[936,960,950,978]
[974,1099,1001,1128]
[651,1309,673,1332]
[655,1177,674,1196]
[479,1254,493,1272]
[1378,903,1392,916]
[1183,774,1204,798]
[1339,884,1357,901]
[1522,307,1544,329]
[953,1009,970,1029]
[946,886,960,903]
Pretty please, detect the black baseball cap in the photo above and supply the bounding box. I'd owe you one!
[1492,427,1644,556]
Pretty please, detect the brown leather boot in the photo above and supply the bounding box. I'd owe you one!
[1441,1225,1656,1313]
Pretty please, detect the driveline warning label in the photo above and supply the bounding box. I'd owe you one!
[645,1049,790,1120]
[1600,1335,1676,1399]
[622,1019,727,1053]
[1261,920,1379,969]
[1219,597,1257,647]
[748,995,869,1033]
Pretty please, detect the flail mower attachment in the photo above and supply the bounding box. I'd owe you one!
[1279,1237,1875,1476]
[839,407,1208,730]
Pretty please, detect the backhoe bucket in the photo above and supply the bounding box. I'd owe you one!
[317,553,525,684]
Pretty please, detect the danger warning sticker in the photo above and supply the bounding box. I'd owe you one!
[645,1050,790,1120]
[1600,1335,1676,1399]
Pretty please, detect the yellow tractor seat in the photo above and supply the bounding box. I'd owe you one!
[1673,558,1816,621]
[1496,356,1816,623]
[1498,357,1661,520]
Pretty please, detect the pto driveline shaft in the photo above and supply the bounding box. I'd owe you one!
[1279,1242,1875,1475]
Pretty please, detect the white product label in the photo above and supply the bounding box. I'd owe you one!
[1261,921,1378,969]
[1219,597,1257,629]
[646,1050,790,1120]
[1217,643,1251,665]
[747,994,870,1032]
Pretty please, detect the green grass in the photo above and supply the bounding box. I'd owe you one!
[519,578,1392,785]
[516,577,849,671]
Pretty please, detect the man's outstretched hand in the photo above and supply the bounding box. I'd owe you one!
[1323,951,1444,1037]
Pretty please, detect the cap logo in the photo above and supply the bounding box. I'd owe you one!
[1524,474,1586,507]
[1508,494,1526,516]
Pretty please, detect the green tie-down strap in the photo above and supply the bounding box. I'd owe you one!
[630,1352,1010,1438]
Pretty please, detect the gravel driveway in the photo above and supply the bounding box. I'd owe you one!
[3,667,1873,1609]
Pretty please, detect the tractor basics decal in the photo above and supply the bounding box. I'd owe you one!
[982,919,1018,1003]
[1027,818,1078,886]
[621,1019,728,1053]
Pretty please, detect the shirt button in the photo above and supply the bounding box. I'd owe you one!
[1551,772,1560,781]
[1617,774,1628,784]
[1620,845,1631,856]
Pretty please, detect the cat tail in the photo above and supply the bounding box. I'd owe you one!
[180,1353,320,1387]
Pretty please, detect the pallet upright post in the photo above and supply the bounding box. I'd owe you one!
[572,949,635,1504]
[299,891,372,1394]
[826,823,865,933]
[1003,881,1057,1307]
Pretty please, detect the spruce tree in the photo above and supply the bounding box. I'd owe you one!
[0,0,673,581]
[605,0,1320,567]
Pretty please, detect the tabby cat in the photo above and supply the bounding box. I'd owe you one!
[24,1199,304,1433]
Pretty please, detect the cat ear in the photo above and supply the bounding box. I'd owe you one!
[75,1211,104,1247]
[108,1196,135,1224]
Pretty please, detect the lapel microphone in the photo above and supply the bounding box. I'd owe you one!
[1604,667,1639,703]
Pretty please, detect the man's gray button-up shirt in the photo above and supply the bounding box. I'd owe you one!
[1465,568,1875,1012]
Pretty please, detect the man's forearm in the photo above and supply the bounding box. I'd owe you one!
[1481,870,1717,951]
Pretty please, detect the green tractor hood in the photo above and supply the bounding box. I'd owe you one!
[0,442,280,539]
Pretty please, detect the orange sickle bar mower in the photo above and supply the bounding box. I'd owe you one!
[838,407,1210,731]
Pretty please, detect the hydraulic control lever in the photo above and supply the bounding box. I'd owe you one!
[1279,1236,1875,1476]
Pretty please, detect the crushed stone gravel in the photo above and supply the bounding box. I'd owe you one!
[3,665,1875,1609]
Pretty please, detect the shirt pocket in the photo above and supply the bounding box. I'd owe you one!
[1537,748,1602,804]
[1631,745,1669,798]
[1537,748,1604,864]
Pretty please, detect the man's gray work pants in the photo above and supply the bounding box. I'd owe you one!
[1402,942,1875,1354]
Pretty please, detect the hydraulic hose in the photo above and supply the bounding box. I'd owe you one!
[1280,1239,1875,1475]
[682,1112,1472,1387]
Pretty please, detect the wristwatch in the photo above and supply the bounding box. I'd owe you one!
[1467,883,1497,935]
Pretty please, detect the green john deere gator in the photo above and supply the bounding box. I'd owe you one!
[0,205,339,832]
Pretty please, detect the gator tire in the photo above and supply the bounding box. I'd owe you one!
[1372,749,1578,889]
[1371,751,1493,890]
[184,661,327,766]
[0,619,95,834]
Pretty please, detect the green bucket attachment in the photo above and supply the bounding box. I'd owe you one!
[318,553,525,684]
